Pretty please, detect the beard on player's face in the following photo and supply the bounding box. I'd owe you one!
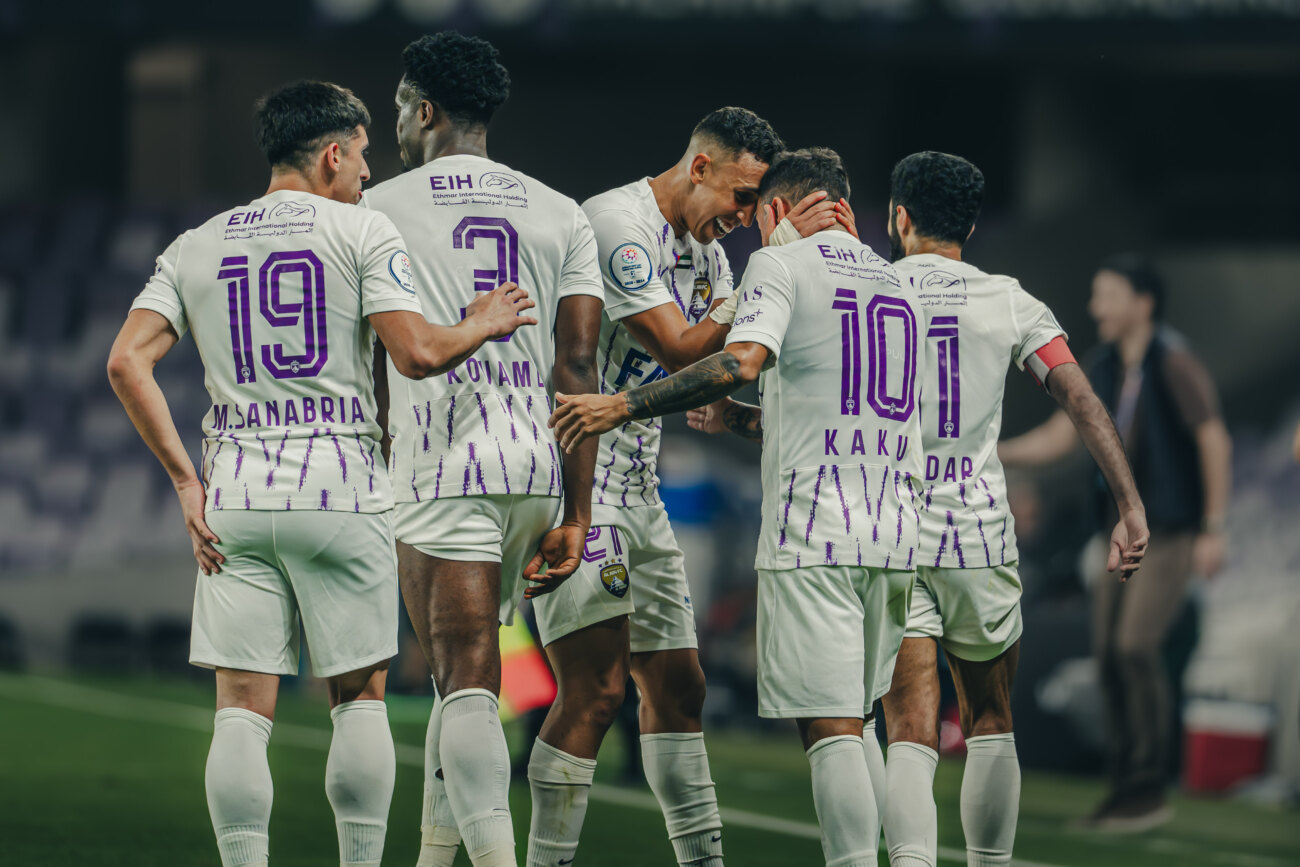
[888,210,905,262]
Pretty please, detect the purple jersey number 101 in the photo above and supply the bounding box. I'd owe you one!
[452,216,520,343]
[220,250,329,385]
[832,289,918,423]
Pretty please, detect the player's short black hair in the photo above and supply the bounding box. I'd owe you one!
[1097,253,1166,320]
[253,80,370,172]
[758,147,850,206]
[890,151,985,246]
[401,31,510,126]
[692,107,784,165]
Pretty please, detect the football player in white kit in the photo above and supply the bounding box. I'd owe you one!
[552,148,920,867]
[107,81,535,867]
[524,111,848,867]
[877,152,1149,867]
[361,33,604,867]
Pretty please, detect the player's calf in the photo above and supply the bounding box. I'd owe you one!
[800,718,878,867]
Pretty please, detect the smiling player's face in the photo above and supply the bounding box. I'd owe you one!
[685,151,766,244]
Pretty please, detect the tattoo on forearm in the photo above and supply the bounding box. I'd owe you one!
[624,352,744,420]
[723,401,763,443]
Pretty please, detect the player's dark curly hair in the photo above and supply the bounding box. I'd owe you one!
[401,31,510,126]
[758,147,850,206]
[890,151,984,246]
[253,80,370,172]
[692,107,784,165]
[1097,253,1166,320]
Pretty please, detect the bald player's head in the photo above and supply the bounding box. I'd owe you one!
[674,107,784,244]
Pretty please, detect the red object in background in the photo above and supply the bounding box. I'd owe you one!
[939,704,967,756]
[498,618,556,718]
[1182,700,1272,793]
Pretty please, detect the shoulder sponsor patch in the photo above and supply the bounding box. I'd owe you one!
[608,242,653,291]
[388,250,415,295]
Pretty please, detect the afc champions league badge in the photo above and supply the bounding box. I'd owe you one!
[610,243,652,291]
[599,559,630,599]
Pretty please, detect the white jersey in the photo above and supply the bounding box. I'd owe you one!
[727,231,925,571]
[895,254,1066,568]
[584,179,734,507]
[363,154,603,502]
[131,189,423,513]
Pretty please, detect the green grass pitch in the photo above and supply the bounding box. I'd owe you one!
[0,672,1295,866]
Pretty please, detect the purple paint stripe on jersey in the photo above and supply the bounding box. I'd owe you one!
[978,514,991,567]
[475,458,487,495]
[211,439,225,482]
[777,470,798,549]
[925,485,933,511]
[668,267,685,312]
[463,443,476,496]
[894,472,904,547]
[213,488,221,509]
[320,489,329,510]
[547,443,558,497]
[354,490,360,513]
[596,424,626,497]
[951,511,966,568]
[414,405,429,454]
[412,463,421,503]
[298,434,315,491]
[331,432,347,484]
[497,439,510,494]
[598,324,622,388]
[446,396,457,448]
[884,554,891,569]
[959,482,968,507]
[434,456,444,498]
[526,395,539,442]
[860,465,872,517]
[425,401,432,428]
[366,441,376,493]
[200,440,211,485]
[233,441,245,481]
[832,466,850,532]
[796,553,801,568]
[907,547,914,569]
[1000,517,1007,561]
[286,497,292,510]
[256,432,270,462]
[804,466,826,544]
[245,487,251,510]
[857,541,863,566]
[503,395,518,442]
[268,430,289,489]
[981,477,996,510]
[475,394,490,435]
[934,525,948,567]
[825,541,835,565]
[876,471,887,522]
[525,451,536,495]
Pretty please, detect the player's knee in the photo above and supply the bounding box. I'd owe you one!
[666,663,707,720]
[963,707,1013,739]
[887,716,940,752]
[584,676,627,730]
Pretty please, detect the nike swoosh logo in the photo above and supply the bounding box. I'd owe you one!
[710,834,722,842]
[558,859,575,865]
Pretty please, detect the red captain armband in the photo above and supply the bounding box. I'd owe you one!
[1024,335,1076,388]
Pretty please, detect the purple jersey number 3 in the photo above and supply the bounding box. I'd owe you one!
[833,289,918,422]
[452,216,520,343]
[220,250,329,384]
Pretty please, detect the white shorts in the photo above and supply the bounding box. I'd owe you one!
[393,494,561,624]
[191,510,399,678]
[904,562,1023,662]
[757,565,914,719]
[533,502,697,653]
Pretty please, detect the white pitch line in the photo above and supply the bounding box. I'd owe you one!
[13,673,1281,867]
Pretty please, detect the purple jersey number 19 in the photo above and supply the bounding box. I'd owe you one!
[452,216,520,343]
[221,249,329,385]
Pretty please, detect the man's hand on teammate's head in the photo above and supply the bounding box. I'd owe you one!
[760,192,859,247]
[463,282,539,340]
[549,393,631,454]
[522,520,588,599]
[176,478,224,576]
[1107,507,1150,582]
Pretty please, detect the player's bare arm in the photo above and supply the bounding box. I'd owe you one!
[550,342,769,453]
[369,281,536,379]
[1043,361,1149,580]
[107,309,224,576]
[525,294,604,599]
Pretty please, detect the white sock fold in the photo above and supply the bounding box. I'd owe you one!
[884,741,939,867]
[326,699,395,867]
[961,733,1020,867]
[862,723,887,826]
[526,739,597,867]
[640,732,724,865]
[206,707,274,867]
[440,688,514,867]
[419,682,461,867]
[806,735,879,867]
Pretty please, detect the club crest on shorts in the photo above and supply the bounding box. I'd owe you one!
[599,559,629,598]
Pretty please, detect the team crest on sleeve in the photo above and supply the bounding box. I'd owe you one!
[599,559,630,598]
[610,242,653,291]
[388,251,415,295]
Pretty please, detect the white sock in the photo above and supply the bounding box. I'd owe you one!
[806,735,878,867]
[440,688,514,867]
[862,723,887,826]
[961,734,1020,867]
[526,739,596,867]
[206,707,274,867]
[641,733,724,865]
[884,742,938,867]
[419,683,461,867]
[326,700,395,867]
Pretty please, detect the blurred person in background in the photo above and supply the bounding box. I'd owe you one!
[1000,254,1232,830]
[106,81,534,867]
[361,31,604,867]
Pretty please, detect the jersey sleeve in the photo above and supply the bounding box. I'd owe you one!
[130,234,189,338]
[557,207,605,301]
[725,249,795,362]
[587,207,673,322]
[711,243,735,301]
[1009,280,1068,371]
[359,212,426,319]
